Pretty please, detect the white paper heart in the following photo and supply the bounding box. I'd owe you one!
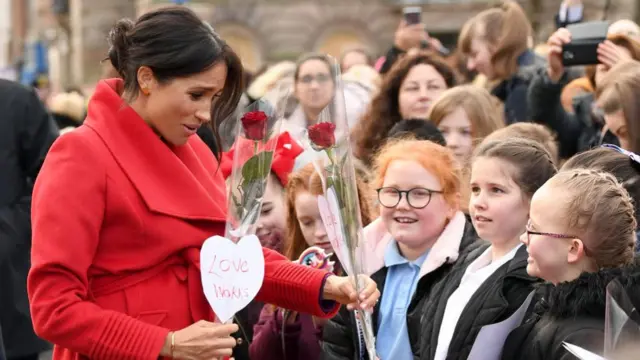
[200,234,265,323]
[317,187,353,274]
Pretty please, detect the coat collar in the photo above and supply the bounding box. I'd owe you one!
[363,211,470,278]
[536,257,640,320]
[84,79,227,222]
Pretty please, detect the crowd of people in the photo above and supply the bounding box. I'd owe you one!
[2,0,640,359]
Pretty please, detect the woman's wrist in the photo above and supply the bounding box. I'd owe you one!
[160,331,175,357]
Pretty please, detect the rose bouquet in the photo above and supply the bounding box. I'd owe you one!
[305,57,377,358]
[223,94,288,241]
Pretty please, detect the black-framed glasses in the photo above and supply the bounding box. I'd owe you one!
[298,73,331,85]
[376,187,442,209]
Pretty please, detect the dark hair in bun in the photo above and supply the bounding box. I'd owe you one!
[107,18,134,78]
[104,6,244,159]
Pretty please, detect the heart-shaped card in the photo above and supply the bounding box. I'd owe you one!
[200,234,265,323]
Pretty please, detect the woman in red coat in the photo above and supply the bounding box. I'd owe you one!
[27,7,379,360]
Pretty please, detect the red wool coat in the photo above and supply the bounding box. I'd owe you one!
[28,79,338,360]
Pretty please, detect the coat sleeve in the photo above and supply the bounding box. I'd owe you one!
[250,305,306,360]
[27,131,169,359]
[321,306,356,360]
[527,68,584,158]
[17,87,59,180]
[258,248,339,318]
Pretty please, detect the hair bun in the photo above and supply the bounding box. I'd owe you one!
[107,18,135,78]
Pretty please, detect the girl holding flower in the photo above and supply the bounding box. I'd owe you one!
[250,162,374,360]
[323,140,481,360]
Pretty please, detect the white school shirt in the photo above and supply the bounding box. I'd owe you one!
[433,244,523,360]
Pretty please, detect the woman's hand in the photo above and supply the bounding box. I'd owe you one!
[547,28,572,82]
[161,320,239,359]
[394,20,428,51]
[323,274,380,311]
[597,40,632,69]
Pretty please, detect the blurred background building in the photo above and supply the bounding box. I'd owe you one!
[1,0,637,93]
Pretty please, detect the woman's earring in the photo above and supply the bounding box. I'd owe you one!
[141,86,150,96]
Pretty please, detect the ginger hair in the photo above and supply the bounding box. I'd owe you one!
[484,123,560,165]
[458,0,532,81]
[373,139,461,209]
[547,169,636,268]
[283,163,374,262]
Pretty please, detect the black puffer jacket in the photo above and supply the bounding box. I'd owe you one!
[527,68,619,159]
[418,244,540,360]
[321,220,482,360]
[502,260,640,360]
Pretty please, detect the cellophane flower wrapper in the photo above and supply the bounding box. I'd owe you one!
[305,57,377,358]
[223,86,291,242]
[604,279,640,357]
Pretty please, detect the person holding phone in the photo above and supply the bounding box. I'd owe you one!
[376,8,446,75]
[528,27,640,159]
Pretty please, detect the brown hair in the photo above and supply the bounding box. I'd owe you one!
[585,34,640,89]
[547,169,636,268]
[458,0,532,80]
[562,147,640,226]
[293,53,336,82]
[352,51,457,166]
[373,139,461,209]
[473,138,557,199]
[484,123,560,165]
[283,163,374,261]
[106,7,244,160]
[596,60,640,153]
[428,85,505,145]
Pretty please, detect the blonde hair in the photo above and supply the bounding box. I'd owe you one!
[458,0,532,80]
[373,139,461,209]
[484,123,559,165]
[548,169,636,268]
[428,85,505,145]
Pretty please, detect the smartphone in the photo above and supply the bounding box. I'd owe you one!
[562,21,609,66]
[403,7,422,25]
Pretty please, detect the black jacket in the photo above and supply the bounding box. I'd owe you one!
[418,244,539,360]
[501,261,640,360]
[0,79,58,357]
[321,221,481,360]
[527,68,618,159]
[491,50,546,125]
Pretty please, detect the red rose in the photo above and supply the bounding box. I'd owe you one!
[241,111,268,140]
[308,122,336,149]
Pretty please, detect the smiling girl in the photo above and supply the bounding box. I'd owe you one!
[250,162,374,360]
[418,138,557,360]
[502,169,639,360]
[323,139,481,360]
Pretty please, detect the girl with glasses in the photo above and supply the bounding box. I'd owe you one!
[323,139,481,360]
[502,169,638,360]
[418,138,557,360]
